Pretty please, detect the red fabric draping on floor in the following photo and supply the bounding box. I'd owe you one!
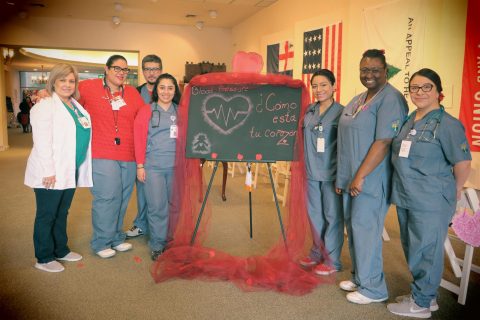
[151,72,332,295]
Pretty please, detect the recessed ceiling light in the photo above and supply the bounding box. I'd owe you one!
[33,68,38,71]
[84,70,90,73]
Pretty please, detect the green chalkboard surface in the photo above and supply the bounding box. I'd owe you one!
[186,84,302,161]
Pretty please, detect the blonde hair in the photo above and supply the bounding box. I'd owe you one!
[46,64,80,100]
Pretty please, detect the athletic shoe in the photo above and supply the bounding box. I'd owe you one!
[387,300,431,318]
[35,261,65,273]
[96,248,116,258]
[151,249,165,261]
[113,242,133,252]
[313,264,337,276]
[339,280,358,292]
[56,252,82,262]
[126,226,144,238]
[395,294,439,312]
[346,291,388,304]
[299,256,319,267]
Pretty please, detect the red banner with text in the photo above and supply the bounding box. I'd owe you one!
[459,0,480,152]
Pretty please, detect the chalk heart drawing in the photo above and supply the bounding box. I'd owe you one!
[202,93,253,135]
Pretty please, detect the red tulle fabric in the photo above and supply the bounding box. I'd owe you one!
[152,72,332,295]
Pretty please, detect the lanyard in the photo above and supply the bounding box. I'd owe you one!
[103,80,125,136]
[304,101,335,129]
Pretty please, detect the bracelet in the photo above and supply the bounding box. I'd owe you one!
[137,165,144,169]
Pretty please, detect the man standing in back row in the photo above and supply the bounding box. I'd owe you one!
[126,54,163,238]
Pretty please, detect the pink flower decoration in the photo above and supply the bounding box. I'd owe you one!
[452,209,480,247]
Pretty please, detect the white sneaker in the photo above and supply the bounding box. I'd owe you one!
[346,291,388,304]
[96,248,116,258]
[35,261,65,273]
[126,226,144,238]
[388,300,431,319]
[56,252,82,262]
[395,294,439,312]
[113,242,132,252]
[339,280,358,291]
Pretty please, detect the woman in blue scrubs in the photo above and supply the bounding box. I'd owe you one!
[300,69,344,276]
[135,73,181,261]
[387,68,471,318]
[336,49,408,304]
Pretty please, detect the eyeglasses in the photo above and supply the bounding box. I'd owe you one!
[360,68,384,75]
[109,66,130,74]
[143,67,162,73]
[409,84,434,93]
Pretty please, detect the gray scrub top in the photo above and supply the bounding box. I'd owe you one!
[145,102,177,170]
[391,108,471,212]
[303,101,343,181]
[336,83,408,197]
[140,85,152,104]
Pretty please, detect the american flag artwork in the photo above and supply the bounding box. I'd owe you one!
[302,22,343,103]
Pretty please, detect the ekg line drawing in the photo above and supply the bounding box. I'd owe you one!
[201,94,253,135]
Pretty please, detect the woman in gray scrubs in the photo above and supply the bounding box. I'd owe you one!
[336,49,408,304]
[387,68,471,319]
[299,69,344,276]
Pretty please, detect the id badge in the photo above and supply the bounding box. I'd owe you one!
[170,124,178,138]
[399,140,412,158]
[111,97,126,111]
[316,137,325,153]
[78,117,91,129]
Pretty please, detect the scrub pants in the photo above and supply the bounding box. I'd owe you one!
[307,179,343,270]
[132,180,148,232]
[343,190,389,299]
[143,167,174,252]
[90,159,136,253]
[33,188,75,263]
[396,206,452,308]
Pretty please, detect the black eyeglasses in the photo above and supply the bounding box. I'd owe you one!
[109,66,130,74]
[409,84,434,93]
[143,67,162,73]
[360,67,384,75]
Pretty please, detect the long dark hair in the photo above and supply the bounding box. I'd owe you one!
[310,69,336,85]
[151,73,181,105]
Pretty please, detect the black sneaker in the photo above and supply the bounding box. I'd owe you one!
[151,249,165,261]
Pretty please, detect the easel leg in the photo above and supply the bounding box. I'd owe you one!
[267,163,287,246]
[190,161,219,245]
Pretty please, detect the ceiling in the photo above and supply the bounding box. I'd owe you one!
[0,0,277,28]
[1,0,277,73]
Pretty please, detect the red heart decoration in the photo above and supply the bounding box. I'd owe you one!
[237,153,244,160]
[232,51,263,74]
[211,153,218,159]
[256,154,263,161]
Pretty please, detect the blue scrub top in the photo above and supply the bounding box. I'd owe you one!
[140,85,152,104]
[336,83,408,197]
[303,101,343,181]
[391,108,471,212]
[146,102,177,170]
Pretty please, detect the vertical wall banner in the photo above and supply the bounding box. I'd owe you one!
[459,0,480,152]
[266,40,294,76]
[301,22,342,103]
[362,0,425,101]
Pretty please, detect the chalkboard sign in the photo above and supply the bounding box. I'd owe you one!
[185,83,302,161]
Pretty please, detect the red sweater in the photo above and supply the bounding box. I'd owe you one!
[78,78,146,162]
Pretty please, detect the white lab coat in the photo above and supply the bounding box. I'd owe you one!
[24,93,93,189]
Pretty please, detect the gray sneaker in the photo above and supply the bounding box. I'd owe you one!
[395,294,439,312]
[126,226,144,238]
[387,300,431,319]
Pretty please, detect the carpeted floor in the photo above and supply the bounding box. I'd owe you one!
[0,128,478,319]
